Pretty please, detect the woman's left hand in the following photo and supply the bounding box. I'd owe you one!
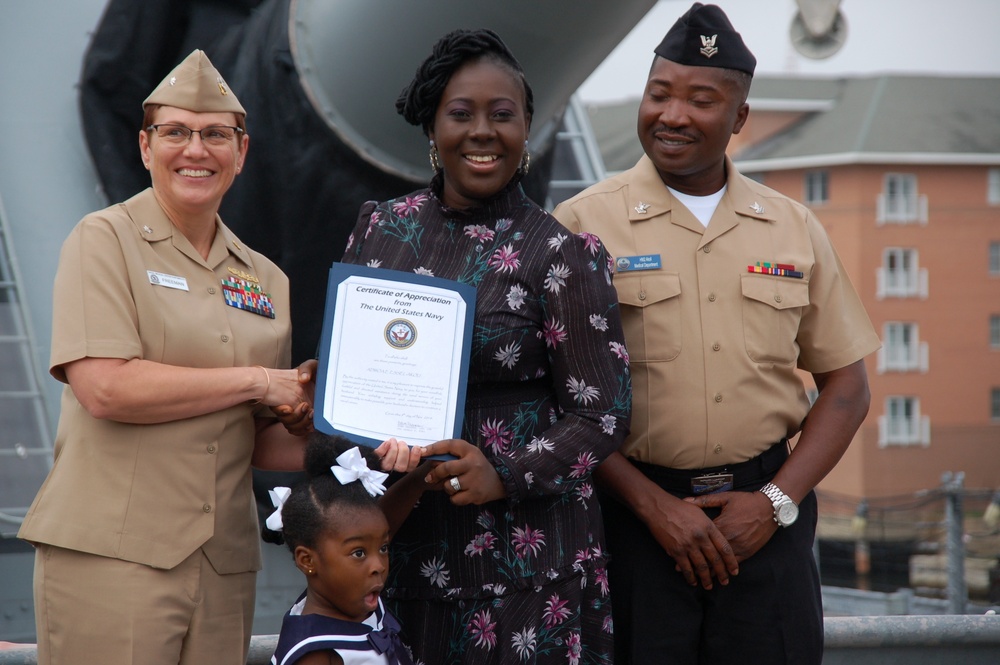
[419,439,506,505]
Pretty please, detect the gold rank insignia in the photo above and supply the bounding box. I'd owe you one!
[227,266,259,283]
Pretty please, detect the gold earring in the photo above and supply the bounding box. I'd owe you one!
[429,140,441,172]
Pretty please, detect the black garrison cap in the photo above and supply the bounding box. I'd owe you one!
[654,3,756,76]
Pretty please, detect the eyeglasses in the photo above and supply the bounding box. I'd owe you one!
[146,124,244,146]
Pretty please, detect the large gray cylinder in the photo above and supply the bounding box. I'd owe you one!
[290,0,657,181]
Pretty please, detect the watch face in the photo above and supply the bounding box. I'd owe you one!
[777,501,799,526]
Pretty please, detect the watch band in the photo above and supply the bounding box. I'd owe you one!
[760,482,788,505]
[760,482,798,527]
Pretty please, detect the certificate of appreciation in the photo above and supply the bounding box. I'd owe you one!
[314,262,476,448]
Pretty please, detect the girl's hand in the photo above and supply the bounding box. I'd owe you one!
[375,437,423,473]
[419,439,506,505]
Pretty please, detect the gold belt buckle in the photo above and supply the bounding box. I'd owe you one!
[690,472,734,495]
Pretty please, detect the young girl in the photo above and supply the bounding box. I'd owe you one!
[268,434,416,665]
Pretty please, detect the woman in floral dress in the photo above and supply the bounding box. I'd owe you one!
[340,29,631,665]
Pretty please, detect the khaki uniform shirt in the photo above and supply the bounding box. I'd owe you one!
[554,156,879,469]
[19,188,292,572]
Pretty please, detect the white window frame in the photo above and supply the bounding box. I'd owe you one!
[878,396,930,447]
[876,247,928,299]
[988,168,1000,206]
[878,322,928,373]
[877,173,928,224]
[804,171,828,206]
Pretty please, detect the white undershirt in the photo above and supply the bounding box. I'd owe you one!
[667,184,727,227]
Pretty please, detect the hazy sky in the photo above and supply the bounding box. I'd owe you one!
[578,0,1000,103]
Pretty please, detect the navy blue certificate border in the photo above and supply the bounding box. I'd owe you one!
[314,262,477,450]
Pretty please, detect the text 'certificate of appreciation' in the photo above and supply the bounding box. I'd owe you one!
[314,262,476,449]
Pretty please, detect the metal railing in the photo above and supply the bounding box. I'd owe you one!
[3,615,998,664]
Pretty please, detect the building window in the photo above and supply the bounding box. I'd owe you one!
[878,322,927,372]
[879,396,930,447]
[877,247,928,298]
[991,242,1000,275]
[877,173,927,224]
[989,168,1000,205]
[991,315,1000,349]
[993,388,1000,420]
[805,171,828,205]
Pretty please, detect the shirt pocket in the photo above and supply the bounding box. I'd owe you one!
[614,272,682,362]
[740,274,810,365]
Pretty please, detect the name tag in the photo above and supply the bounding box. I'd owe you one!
[147,271,189,291]
[615,254,662,272]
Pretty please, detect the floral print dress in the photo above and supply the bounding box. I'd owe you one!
[342,176,631,665]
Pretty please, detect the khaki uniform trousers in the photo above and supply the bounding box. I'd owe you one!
[33,544,255,665]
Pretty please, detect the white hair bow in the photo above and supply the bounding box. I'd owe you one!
[332,447,388,497]
[265,486,291,531]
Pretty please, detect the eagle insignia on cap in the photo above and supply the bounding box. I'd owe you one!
[700,34,718,58]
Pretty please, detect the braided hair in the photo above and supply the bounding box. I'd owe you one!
[277,433,384,553]
[395,28,535,136]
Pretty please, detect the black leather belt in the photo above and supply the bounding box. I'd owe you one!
[630,439,789,496]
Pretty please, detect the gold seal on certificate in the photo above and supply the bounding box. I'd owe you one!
[314,263,476,448]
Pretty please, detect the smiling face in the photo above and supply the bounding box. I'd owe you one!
[295,505,390,623]
[429,57,530,209]
[637,57,749,196]
[139,105,248,220]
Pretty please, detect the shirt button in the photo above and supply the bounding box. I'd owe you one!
[774,294,783,303]
[202,504,212,513]
[714,393,723,402]
[714,444,723,454]
[703,245,712,253]
[712,342,721,351]
[708,293,716,302]
[207,444,217,454]
[638,291,646,301]
[221,334,229,343]
[208,287,216,294]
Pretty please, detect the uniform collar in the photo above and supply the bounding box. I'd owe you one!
[723,155,774,224]
[622,155,774,249]
[125,188,255,269]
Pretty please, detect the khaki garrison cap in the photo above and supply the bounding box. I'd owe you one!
[142,49,246,116]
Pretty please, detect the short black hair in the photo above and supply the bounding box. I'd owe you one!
[395,28,534,136]
[276,433,382,553]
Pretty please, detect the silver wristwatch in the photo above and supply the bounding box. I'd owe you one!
[760,482,799,527]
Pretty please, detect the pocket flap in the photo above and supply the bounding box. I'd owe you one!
[614,272,682,308]
[740,274,810,310]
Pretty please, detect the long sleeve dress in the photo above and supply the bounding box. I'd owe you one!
[341,176,631,665]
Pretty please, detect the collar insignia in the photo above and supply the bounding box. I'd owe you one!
[700,34,719,58]
[750,201,765,214]
[634,202,650,214]
[143,225,153,234]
